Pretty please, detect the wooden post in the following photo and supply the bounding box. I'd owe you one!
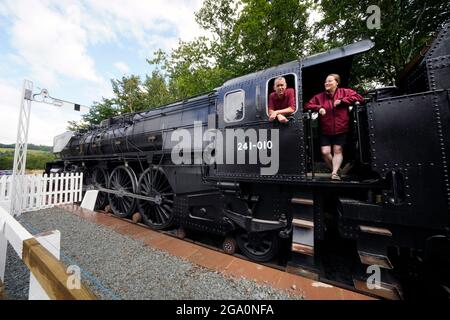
[29,231,61,300]
[0,230,7,284]
[0,216,7,283]
[22,238,96,300]
[0,278,5,300]
[1,207,96,300]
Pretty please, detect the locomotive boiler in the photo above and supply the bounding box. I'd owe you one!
[46,22,450,298]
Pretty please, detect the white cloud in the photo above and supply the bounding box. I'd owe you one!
[0,82,21,144]
[1,0,205,85]
[81,0,205,52]
[3,0,103,86]
[114,62,130,74]
[0,80,87,145]
[0,0,207,144]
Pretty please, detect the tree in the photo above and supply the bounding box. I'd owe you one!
[316,0,450,87]
[70,75,153,130]
[68,0,449,129]
[111,75,147,114]
[234,0,311,73]
[148,40,230,101]
[195,0,242,76]
[142,70,172,108]
[68,97,119,130]
[195,0,312,75]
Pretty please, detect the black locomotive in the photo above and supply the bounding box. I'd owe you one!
[46,22,450,298]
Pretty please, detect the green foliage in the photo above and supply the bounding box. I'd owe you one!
[235,0,311,72]
[0,148,55,170]
[195,0,242,76]
[316,0,450,87]
[0,143,52,152]
[73,75,157,129]
[148,40,228,101]
[142,70,172,108]
[69,0,450,128]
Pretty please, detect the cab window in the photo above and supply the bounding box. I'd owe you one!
[224,90,245,123]
[266,74,298,116]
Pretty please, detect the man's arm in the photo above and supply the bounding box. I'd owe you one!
[270,88,296,116]
[271,106,295,116]
[268,94,278,121]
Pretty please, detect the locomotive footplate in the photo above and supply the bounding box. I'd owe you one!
[207,175,381,189]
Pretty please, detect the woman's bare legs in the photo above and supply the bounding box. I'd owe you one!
[332,144,343,175]
[321,145,333,170]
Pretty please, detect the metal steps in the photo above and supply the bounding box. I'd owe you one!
[287,193,318,279]
[354,225,403,299]
[358,251,393,269]
[292,220,314,256]
[292,218,314,229]
[353,276,402,300]
[357,226,394,270]
[291,197,314,206]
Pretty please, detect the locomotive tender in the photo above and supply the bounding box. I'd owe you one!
[47,22,450,298]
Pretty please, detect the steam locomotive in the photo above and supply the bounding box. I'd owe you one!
[46,22,450,298]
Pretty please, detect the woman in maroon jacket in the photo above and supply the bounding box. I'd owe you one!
[304,74,364,180]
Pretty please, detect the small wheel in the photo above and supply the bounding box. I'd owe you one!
[176,227,186,239]
[104,204,112,213]
[131,212,142,224]
[236,231,279,262]
[223,237,237,255]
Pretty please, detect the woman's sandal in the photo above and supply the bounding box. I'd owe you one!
[331,173,341,181]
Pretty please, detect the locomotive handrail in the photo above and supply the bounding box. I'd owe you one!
[304,110,318,180]
[353,101,364,163]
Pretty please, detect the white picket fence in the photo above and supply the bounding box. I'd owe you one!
[0,173,83,213]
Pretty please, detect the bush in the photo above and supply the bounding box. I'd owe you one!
[0,149,55,170]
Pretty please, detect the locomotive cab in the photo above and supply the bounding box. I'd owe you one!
[300,40,376,182]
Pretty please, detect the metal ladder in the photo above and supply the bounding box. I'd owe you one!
[286,192,318,279]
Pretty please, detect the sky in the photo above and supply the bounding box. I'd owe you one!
[0,0,205,146]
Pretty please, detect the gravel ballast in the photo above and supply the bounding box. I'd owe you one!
[4,207,301,300]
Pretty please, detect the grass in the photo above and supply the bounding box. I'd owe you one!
[0,147,50,154]
[0,147,56,170]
